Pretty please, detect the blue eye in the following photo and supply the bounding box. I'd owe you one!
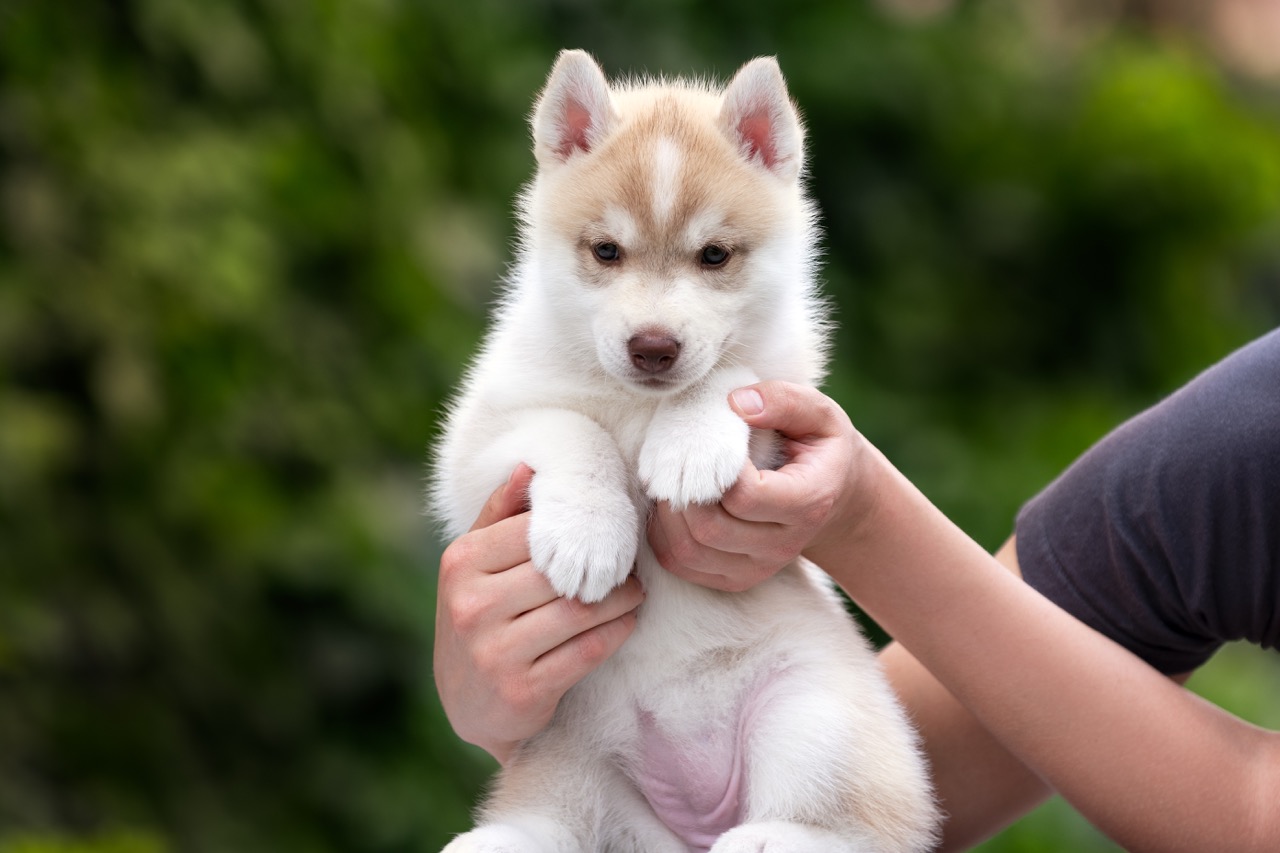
[700,244,730,266]
[593,242,620,262]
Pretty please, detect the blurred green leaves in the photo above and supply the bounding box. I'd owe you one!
[2,0,487,850]
[0,829,167,853]
[1,1,1277,851]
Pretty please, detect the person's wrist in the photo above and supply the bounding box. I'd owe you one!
[803,429,887,566]
[486,738,517,767]
[453,719,517,766]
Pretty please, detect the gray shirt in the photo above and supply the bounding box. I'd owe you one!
[1016,329,1280,675]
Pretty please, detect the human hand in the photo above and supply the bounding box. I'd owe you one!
[647,381,866,592]
[433,464,645,764]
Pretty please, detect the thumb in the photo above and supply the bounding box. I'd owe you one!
[728,381,849,441]
[468,463,535,532]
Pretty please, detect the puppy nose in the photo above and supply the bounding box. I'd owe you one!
[628,334,680,374]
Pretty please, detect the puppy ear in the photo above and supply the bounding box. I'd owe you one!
[719,57,804,181]
[532,49,616,166]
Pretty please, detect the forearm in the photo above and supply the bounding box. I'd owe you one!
[879,641,1051,851]
[813,442,1280,852]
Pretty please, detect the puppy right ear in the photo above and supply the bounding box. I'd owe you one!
[532,49,616,166]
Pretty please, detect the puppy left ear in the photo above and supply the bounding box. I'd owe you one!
[719,57,804,182]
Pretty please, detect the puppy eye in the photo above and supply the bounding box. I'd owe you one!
[700,244,730,267]
[593,242,621,263]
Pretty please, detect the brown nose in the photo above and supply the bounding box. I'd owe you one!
[627,334,680,374]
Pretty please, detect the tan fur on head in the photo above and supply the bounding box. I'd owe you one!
[526,52,812,299]
[533,51,804,182]
[542,89,794,262]
[519,54,819,398]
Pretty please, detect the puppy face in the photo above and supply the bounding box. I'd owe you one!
[522,52,810,396]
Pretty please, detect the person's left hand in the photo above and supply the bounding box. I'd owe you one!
[647,381,863,591]
[434,464,644,763]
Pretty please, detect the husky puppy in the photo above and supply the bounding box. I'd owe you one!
[431,50,939,853]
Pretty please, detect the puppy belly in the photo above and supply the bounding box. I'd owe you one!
[633,668,787,853]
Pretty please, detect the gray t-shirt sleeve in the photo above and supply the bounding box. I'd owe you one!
[1015,329,1280,675]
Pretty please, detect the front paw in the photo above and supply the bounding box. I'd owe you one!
[709,822,862,853]
[527,477,639,603]
[639,411,748,509]
[442,825,544,853]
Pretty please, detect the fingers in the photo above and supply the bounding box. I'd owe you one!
[439,558,642,748]
[454,560,643,675]
[648,504,733,583]
[649,498,783,562]
[445,464,536,580]
[523,575,645,660]
[728,404,854,533]
[721,382,854,525]
[530,607,639,701]
[720,448,835,524]
[648,501,793,591]
[469,463,535,532]
[729,381,851,441]
[476,573,642,712]
[442,512,532,584]
[444,539,636,646]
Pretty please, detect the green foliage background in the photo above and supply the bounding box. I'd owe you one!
[1,1,1277,851]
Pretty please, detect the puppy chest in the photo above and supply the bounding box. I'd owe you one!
[592,403,658,465]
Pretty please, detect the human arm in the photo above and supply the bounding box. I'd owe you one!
[878,537,1195,851]
[433,464,645,764]
[807,415,1280,853]
[877,640,1049,850]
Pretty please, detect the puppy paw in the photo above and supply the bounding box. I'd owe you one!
[528,476,639,603]
[709,822,866,853]
[639,407,748,508]
[441,825,545,853]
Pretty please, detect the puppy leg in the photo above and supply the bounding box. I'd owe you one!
[446,743,600,853]
[447,786,684,853]
[639,366,758,508]
[725,660,940,853]
[466,407,639,603]
[442,818,576,853]
[710,821,877,853]
[607,785,691,853]
[451,733,685,853]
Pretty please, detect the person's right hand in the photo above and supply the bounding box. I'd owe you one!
[433,463,646,764]
[647,381,864,592]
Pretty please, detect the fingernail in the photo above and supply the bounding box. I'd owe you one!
[503,466,521,497]
[730,388,764,416]
[510,464,533,511]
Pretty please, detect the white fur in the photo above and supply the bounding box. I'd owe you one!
[651,137,683,225]
[432,50,940,853]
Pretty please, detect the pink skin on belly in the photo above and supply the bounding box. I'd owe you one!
[634,669,788,852]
